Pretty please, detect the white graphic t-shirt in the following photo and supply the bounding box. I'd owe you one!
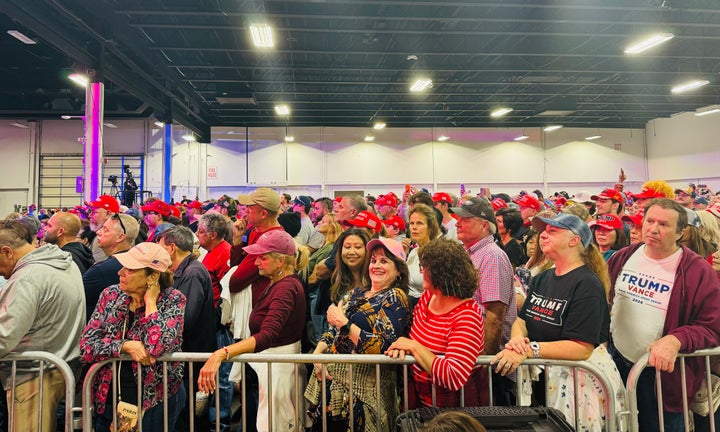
[611,245,682,362]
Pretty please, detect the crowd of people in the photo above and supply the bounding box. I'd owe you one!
[0,179,719,432]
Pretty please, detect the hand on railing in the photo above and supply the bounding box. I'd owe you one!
[504,336,530,355]
[647,334,682,373]
[121,341,156,366]
[490,348,527,376]
[313,363,333,381]
[197,351,223,393]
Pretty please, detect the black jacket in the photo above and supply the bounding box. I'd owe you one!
[173,255,217,353]
[62,241,95,275]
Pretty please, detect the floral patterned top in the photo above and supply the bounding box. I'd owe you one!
[79,284,186,414]
[320,286,411,354]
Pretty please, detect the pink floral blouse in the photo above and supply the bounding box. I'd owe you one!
[79,285,186,413]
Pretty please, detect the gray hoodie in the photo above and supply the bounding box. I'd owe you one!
[0,244,85,386]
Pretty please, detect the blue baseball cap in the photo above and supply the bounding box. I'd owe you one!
[531,213,593,248]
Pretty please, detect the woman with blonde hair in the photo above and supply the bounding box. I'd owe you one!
[405,203,442,307]
[305,213,344,342]
[491,213,623,431]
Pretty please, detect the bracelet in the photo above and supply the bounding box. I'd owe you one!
[223,346,229,360]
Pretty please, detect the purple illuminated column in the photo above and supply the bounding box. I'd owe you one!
[83,82,104,202]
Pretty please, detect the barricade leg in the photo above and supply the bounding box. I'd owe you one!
[210,328,234,431]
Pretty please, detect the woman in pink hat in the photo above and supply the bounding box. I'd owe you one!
[306,237,411,432]
[80,242,186,432]
[197,229,309,432]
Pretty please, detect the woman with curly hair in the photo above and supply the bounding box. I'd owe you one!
[386,237,487,408]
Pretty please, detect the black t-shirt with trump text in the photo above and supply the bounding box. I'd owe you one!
[520,265,609,346]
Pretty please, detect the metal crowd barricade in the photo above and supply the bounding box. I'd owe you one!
[626,346,720,432]
[1,351,76,432]
[80,352,622,432]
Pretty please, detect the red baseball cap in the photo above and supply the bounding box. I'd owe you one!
[347,210,382,233]
[590,213,623,230]
[513,195,541,212]
[383,215,406,232]
[141,200,172,217]
[85,195,120,213]
[376,194,399,208]
[591,188,623,202]
[187,200,203,210]
[631,187,666,200]
[622,210,644,227]
[170,205,181,218]
[432,192,453,205]
[491,198,508,212]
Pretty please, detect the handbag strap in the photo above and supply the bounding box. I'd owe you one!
[117,315,129,401]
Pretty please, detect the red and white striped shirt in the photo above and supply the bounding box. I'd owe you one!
[410,290,485,391]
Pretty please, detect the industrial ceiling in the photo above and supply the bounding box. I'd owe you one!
[1,0,720,141]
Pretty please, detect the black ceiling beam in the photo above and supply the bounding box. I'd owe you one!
[0,0,211,141]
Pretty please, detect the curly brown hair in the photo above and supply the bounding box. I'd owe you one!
[418,238,478,299]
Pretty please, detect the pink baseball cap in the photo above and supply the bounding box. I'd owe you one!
[115,242,172,272]
[366,237,406,261]
[243,230,296,256]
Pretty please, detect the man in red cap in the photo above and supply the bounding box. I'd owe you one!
[383,214,407,242]
[375,193,399,220]
[512,194,542,247]
[432,191,458,241]
[186,200,204,233]
[85,194,120,263]
[591,188,625,217]
[141,200,173,242]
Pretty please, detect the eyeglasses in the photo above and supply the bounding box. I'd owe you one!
[112,213,126,234]
[145,211,158,216]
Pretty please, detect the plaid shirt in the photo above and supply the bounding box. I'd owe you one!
[466,235,515,346]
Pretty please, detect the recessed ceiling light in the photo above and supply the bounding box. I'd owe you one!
[274,104,290,115]
[285,136,294,142]
[410,78,432,92]
[624,33,674,54]
[543,125,563,132]
[154,121,165,128]
[585,135,602,140]
[10,122,29,129]
[437,135,450,141]
[68,73,89,87]
[373,122,386,130]
[514,135,529,141]
[104,122,118,128]
[364,135,374,142]
[671,80,710,94]
[249,24,273,48]
[490,108,513,118]
[182,134,195,141]
[6,30,36,45]
[695,105,720,117]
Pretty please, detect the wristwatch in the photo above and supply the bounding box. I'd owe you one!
[339,321,352,335]
[529,341,541,358]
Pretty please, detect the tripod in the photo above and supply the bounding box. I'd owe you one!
[109,183,120,200]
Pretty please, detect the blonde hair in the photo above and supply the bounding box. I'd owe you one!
[698,211,720,248]
[641,180,674,199]
[268,244,310,274]
[579,243,611,301]
[321,213,344,244]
